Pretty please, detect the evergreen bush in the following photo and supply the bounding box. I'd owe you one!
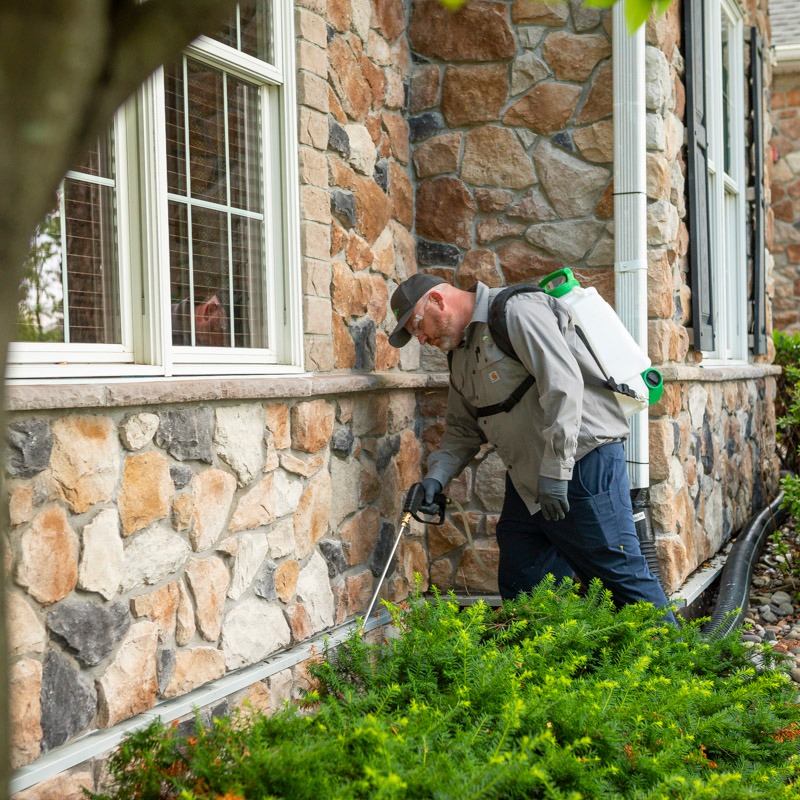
[89,580,800,800]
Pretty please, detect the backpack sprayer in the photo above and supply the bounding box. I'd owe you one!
[363,269,665,623]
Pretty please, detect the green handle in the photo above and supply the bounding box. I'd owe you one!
[538,268,580,298]
[642,368,664,406]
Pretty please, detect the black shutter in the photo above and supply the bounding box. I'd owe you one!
[751,27,768,354]
[684,0,715,351]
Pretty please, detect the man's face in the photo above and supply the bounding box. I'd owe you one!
[405,291,462,352]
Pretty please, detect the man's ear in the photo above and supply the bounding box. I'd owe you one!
[429,290,445,309]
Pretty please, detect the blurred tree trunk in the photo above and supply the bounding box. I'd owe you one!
[0,1,238,794]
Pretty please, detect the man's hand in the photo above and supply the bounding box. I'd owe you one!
[407,478,443,516]
[538,476,569,521]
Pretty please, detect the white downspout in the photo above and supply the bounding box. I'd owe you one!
[613,3,649,491]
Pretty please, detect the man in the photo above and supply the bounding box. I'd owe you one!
[389,273,674,620]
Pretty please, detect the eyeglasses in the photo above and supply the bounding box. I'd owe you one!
[409,295,431,338]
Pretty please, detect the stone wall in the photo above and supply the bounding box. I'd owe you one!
[5,391,427,770]
[770,68,800,333]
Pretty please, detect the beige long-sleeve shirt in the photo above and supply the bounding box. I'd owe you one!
[426,282,630,515]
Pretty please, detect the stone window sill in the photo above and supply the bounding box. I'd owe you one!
[659,363,782,383]
[5,372,450,413]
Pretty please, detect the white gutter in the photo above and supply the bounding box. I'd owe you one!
[9,610,391,795]
[612,2,649,491]
[773,42,800,74]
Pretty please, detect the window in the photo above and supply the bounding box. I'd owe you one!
[9,0,301,380]
[685,0,748,363]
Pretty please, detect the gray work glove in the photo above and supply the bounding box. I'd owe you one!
[408,478,443,516]
[538,475,569,521]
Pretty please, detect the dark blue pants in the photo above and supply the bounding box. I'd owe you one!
[496,443,674,621]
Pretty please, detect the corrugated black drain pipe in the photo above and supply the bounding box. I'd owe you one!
[701,491,789,639]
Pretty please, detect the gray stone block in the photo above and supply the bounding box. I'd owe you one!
[156,407,214,463]
[6,419,53,478]
[47,600,131,667]
[40,650,96,752]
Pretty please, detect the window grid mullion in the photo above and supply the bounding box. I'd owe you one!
[223,72,235,348]
[58,186,71,344]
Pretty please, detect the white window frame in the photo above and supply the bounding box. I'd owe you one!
[702,0,748,365]
[7,0,302,382]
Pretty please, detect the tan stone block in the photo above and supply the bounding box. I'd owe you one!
[119,451,172,536]
[275,559,300,603]
[299,146,328,188]
[175,580,195,646]
[280,452,326,479]
[409,64,440,113]
[346,569,375,617]
[131,582,179,643]
[650,481,677,534]
[512,0,569,24]
[297,39,326,78]
[573,119,614,163]
[329,36,371,122]
[345,233,374,271]
[189,469,237,550]
[97,621,159,727]
[162,647,225,699]
[9,482,34,526]
[361,55,388,110]
[375,331,401,370]
[7,593,46,658]
[647,249,673,319]
[297,70,329,114]
[428,518,468,560]
[298,107,328,150]
[372,0,405,41]
[455,539,499,593]
[576,60,613,123]
[172,493,194,531]
[390,219,417,279]
[12,770,94,800]
[16,506,78,606]
[295,7,327,46]
[416,177,475,249]
[503,83,582,134]
[292,399,336,453]
[341,506,381,564]
[286,603,315,642]
[389,162,413,228]
[51,415,121,514]
[368,30,392,66]
[669,323,690,362]
[655,532,689,594]
[185,557,230,641]
[429,558,454,591]
[595,180,614,219]
[413,132,461,180]
[542,32,611,82]
[304,295,333,335]
[474,188,514,213]
[301,185,331,225]
[265,404,291,450]
[301,220,331,259]
[497,240,559,284]
[476,219,527,246]
[409,0,515,62]
[442,64,509,127]
[650,381,682,418]
[333,314,357,368]
[10,659,42,768]
[646,153,671,200]
[328,0,351,31]
[329,155,356,191]
[457,249,505,289]
[649,419,674,482]
[353,175,392,243]
[294,469,332,558]
[396,429,422,490]
[229,475,276,534]
[401,538,429,589]
[304,335,335,372]
[462,126,536,189]
[647,319,671,365]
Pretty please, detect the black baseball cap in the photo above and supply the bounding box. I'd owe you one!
[388,274,447,347]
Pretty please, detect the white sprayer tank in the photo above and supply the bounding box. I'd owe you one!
[557,284,651,418]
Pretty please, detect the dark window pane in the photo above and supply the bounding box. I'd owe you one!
[165,62,187,196]
[187,60,226,204]
[64,179,120,344]
[231,216,267,348]
[240,0,272,63]
[169,201,192,345]
[228,76,262,211]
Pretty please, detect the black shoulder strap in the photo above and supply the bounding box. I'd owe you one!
[487,283,545,362]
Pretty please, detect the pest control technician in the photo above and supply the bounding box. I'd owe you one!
[388,273,675,621]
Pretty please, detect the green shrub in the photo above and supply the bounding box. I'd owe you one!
[774,330,800,479]
[89,581,800,800]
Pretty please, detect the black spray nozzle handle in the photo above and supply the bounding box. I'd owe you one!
[403,484,447,525]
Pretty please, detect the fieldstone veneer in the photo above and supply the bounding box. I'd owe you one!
[5,393,426,770]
